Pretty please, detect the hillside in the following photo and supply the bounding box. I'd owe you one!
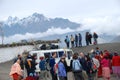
[72,42,120,54]
[111,35,120,42]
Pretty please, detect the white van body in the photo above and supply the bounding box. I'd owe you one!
[29,48,73,72]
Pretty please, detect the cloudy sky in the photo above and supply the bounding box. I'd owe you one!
[0,0,120,43]
[0,0,120,21]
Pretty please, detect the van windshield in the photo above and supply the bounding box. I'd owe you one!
[44,52,51,58]
[58,51,64,57]
[67,51,72,59]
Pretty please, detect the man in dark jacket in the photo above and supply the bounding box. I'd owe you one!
[88,33,92,45]
[50,52,57,80]
[25,55,32,76]
[75,34,78,47]
[31,54,37,75]
[93,32,98,45]
[85,32,89,46]
[78,33,82,47]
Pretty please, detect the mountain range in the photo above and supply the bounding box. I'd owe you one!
[0,13,119,44]
[1,13,80,37]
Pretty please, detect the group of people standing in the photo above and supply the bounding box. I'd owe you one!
[64,33,82,48]
[64,32,98,48]
[9,47,120,80]
[35,48,120,80]
[85,32,98,46]
[57,48,120,80]
[38,47,120,80]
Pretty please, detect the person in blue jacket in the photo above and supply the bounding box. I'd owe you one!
[58,56,67,80]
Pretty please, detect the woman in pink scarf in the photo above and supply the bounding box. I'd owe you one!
[101,55,111,80]
[10,59,23,80]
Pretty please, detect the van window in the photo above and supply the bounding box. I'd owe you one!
[58,51,64,57]
[31,53,38,60]
[44,52,51,58]
[51,52,58,58]
[67,51,72,59]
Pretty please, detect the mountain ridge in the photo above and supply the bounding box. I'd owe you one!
[1,13,80,36]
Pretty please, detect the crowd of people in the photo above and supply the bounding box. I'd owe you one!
[10,54,39,80]
[64,32,98,48]
[9,47,120,80]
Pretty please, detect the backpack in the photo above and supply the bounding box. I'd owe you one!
[89,34,92,38]
[72,59,82,72]
[45,58,51,71]
[64,39,67,43]
[39,60,46,71]
[91,60,97,73]
[25,59,32,70]
[95,34,98,38]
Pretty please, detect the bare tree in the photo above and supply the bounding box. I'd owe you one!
[0,23,4,45]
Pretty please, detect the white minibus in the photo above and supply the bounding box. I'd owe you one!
[29,48,74,72]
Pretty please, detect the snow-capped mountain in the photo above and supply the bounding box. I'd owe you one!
[1,13,117,44]
[1,13,80,36]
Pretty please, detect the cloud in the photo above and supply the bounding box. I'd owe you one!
[79,16,120,35]
[3,27,74,44]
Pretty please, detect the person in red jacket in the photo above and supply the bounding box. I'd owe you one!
[112,53,120,79]
[25,73,35,80]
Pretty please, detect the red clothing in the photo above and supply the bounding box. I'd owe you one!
[101,59,110,67]
[10,62,22,79]
[25,76,35,80]
[112,56,120,66]
[12,73,19,80]
[98,64,102,77]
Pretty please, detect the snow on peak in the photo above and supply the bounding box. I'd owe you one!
[3,13,49,27]
[5,16,19,26]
